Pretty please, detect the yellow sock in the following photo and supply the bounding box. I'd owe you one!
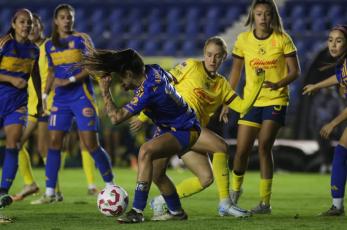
[260,179,272,205]
[61,151,68,169]
[212,152,230,200]
[81,149,96,186]
[231,170,244,192]
[176,177,204,198]
[18,142,35,185]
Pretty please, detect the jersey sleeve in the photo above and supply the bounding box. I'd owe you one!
[79,33,94,53]
[231,33,244,59]
[45,42,54,67]
[226,68,265,115]
[124,85,150,115]
[282,33,297,56]
[169,59,194,83]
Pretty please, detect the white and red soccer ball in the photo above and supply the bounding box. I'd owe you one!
[97,185,128,217]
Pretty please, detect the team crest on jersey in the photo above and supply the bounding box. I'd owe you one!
[50,46,56,52]
[88,120,95,126]
[82,107,94,117]
[130,96,139,106]
[68,41,75,49]
[258,47,266,55]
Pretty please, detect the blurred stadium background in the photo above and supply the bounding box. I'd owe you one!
[0,0,346,172]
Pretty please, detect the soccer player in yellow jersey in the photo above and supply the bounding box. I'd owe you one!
[222,0,300,214]
[133,36,265,219]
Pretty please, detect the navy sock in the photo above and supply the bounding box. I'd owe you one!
[46,149,61,189]
[163,192,182,212]
[0,148,19,191]
[132,182,149,211]
[91,147,114,183]
[331,145,347,198]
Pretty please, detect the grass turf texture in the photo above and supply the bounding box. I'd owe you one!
[1,168,347,229]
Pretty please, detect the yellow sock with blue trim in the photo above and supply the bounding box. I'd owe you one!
[212,152,230,201]
[176,177,204,198]
[81,149,96,187]
[260,178,272,205]
[18,142,35,185]
[231,170,244,192]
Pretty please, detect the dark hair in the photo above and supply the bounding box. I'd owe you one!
[245,0,283,33]
[204,36,227,56]
[7,8,33,37]
[82,48,145,77]
[51,4,74,48]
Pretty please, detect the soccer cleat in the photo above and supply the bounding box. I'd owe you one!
[230,188,243,205]
[0,193,13,208]
[117,209,144,223]
[151,210,188,221]
[0,214,13,224]
[30,195,56,205]
[319,205,345,216]
[55,192,64,202]
[87,188,99,196]
[150,195,167,217]
[12,183,40,201]
[250,202,272,214]
[218,203,251,218]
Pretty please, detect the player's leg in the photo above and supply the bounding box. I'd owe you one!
[79,140,98,195]
[320,127,347,216]
[0,109,26,208]
[118,129,197,223]
[13,117,39,201]
[252,120,280,214]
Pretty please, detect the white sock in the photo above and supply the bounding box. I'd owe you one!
[219,198,231,207]
[105,182,114,188]
[88,184,96,190]
[333,198,343,210]
[46,188,55,197]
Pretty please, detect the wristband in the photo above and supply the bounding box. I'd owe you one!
[68,76,77,83]
[42,93,48,100]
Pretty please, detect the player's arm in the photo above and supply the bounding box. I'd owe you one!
[0,74,27,89]
[264,54,301,90]
[303,74,338,95]
[320,107,347,139]
[31,58,42,112]
[99,76,133,125]
[228,56,244,89]
[226,68,265,114]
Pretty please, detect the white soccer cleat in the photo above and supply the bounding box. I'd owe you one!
[218,203,251,218]
[150,195,167,217]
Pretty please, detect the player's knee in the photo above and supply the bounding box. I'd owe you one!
[49,136,63,149]
[258,143,272,156]
[152,173,166,186]
[138,144,154,162]
[199,173,214,188]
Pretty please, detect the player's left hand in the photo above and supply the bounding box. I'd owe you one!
[54,78,70,87]
[320,123,335,139]
[263,81,281,90]
[129,117,144,134]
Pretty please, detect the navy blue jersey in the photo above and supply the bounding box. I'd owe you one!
[0,34,39,115]
[45,32,95,103]
[124,64,200,131]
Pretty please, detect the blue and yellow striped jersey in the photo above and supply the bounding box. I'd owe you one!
[0,34,39,115]
[125,64,200,131]
[45,32,94,103]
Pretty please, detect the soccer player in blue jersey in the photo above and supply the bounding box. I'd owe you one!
[0,8,41,223]
[31,4,114,204]
[82,48,201,223]
[303,25,347,216]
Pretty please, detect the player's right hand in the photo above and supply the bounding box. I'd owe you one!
[10,78,27,89]
[129,117,144,134]
[219,105,229,124]
[302,84,318,95]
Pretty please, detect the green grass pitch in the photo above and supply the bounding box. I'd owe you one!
[1,168,347,229]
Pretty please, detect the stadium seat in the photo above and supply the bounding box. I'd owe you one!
[167,8,181,22]
[166,22,181,36]
[126,39,142,50]
[291,20,307,32]
[128,22,144,36]
[185,21,199,37]
[310,20,326,32]
[308,4,324,19]
[186,7,200,22]
[289,5,305,20]
[161,40,177,56]
[181,40,197,56]
[206,7,220,20]
[147,22,162,34]
[327,4,342,20]
[143,40,159,56]
[204,22,220,37]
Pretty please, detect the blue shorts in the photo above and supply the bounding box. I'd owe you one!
[0,109,27,128]
[48,98,99,132]
[153,126,200,153]
[238,105,287,128]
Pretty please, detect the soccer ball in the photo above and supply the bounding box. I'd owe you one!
[97,185,129,217]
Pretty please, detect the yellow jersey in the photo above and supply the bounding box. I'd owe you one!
[232,30,297,106]
[169,59,262,126]
[27,38,54,117]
